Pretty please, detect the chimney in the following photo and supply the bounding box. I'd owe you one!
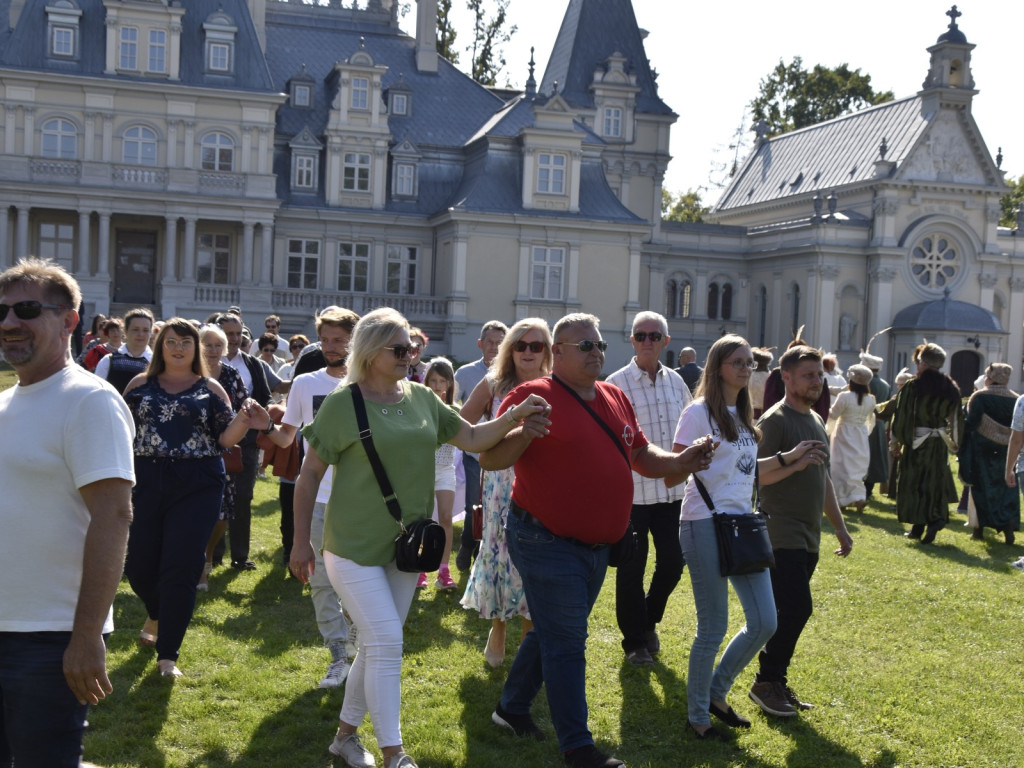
[416,0,438,73]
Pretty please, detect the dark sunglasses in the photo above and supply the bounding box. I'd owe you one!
[556,340,608,353]
[513,340,546,353]
[290,343,306,350]
[0,300,70,321]
[261,347,275,354]
[633,331,663,343]
[383,342,422,360]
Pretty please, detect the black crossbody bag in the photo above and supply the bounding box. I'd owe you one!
[350,383,446,573]
[552,376,637,566]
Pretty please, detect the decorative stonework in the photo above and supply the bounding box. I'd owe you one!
[978,273,997,289]
[908,233,960,291]
[869,266,898,284]
[900,112,985,184]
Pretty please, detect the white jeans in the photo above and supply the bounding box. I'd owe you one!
[323,550,418,748]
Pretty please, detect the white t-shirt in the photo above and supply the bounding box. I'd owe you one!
[673,399,759,520]
[283,368,345,504]
[0,366,136,632]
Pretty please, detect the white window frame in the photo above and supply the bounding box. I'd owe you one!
[394,162,416,197]
[351,77,369,110]
[123,125,158,166]
[196,233,231,284]
[530,246,564,300]
[391,92,408,115]
[208,42,231,72]
[293,84,311,107]
[386,245,417,295]
[41,118,77,159]
[148,29,166,73]
[119,26,138,70]
[52,25,74,56]
[200,132,234,172]
[338,242,370,293]
[38,222,75,270]
[343,152,371,192]
[287,238,320,290]
[292,153,317,191]
[537,153,566,195]
[603,107,623,138]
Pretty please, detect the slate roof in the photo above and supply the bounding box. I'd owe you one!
[714,96,932,212]
[539,0,673,116]
[892,294,1004,333]
[1,0,275,92]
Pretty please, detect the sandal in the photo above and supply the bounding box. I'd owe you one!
[139,618,158,647]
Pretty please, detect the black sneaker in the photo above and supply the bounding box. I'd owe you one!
[563,744,625,767]
[455,544,473,571]
[231,560,257,571]
[492,703,546,741]
[643,629,660,655]
[783,684,815,711]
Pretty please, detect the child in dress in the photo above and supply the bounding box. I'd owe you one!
[421,358,459,589]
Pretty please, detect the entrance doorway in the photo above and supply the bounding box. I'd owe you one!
[950,349,981,396]
[114,230,157,304]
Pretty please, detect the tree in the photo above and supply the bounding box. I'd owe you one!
[467,0,516,86]
[436,0,459,64]
[750,57,895,138]
[662,188,709,223]
[1000,174,1024,229]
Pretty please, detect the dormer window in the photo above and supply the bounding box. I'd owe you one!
[351,77,370,110]
[203,11,237,75]
[394,162,416,197]
[119,26,139,70]
[209,43,231,72]
[148,29,166,73]
[537,153,566,195]
[603,107,622,138]
[391,92,408,116]
[293,84,311,107]
[343,152,371,192]
[46,0,81,60]
[52,26,74,56]
[289,126,323,194]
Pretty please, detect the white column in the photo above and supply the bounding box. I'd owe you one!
[4,107,16,154]
[258,127,270,175]
[22,108,35,156]
[241,222,255,284]
[259,222,273,285]
[818,265,839,351]
[164,217,178,280]
[241,124,253,174]
[83,113,96,162]
[569,150,582,213]
[15,206,29,260]
[567,244,580,303]
[97,213,111,277]
[167,121,178,168]
[183,122,195,169]
[101,113,113,163]
[0,208,9,269]
[78,211,91,277]
[183,216,197,279]
[771,271,783,346]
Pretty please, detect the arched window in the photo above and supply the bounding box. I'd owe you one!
[681,281,691,318]
[666,279,678,318]
[707,283,719,319]
[721,283,733,320]
[201,132,234,171]
[123,125,157,166]
[41,118,77,159]
[791,283,801,338]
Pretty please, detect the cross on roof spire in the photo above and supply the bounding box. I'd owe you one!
[946,5,961,29]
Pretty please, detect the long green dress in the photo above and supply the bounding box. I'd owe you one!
[957,386,1021,532]
[891,371,964,526]
[865,375,891,488]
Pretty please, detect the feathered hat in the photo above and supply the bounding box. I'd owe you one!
[859,327,891,370]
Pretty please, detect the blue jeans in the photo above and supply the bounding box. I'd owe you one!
[680,518,777,725]
[0,631,100,767]
[500,510,608,753]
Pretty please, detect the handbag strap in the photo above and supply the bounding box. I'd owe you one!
[552,374,630,468]
[693,404,764,516]
[350,383,405,530]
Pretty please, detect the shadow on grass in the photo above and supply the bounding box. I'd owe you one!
[760,715,898,768]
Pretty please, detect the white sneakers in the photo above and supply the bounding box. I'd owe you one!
[329,732,375,768]
[1010,557,1024,570]
[319,657,352,689]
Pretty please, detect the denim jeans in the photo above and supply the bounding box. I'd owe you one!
[323,552,418,749]
[756,548,818,684]
[0,631,99,767]
[680,518,777,725]
[228,443,260,564]
[310,503,350,649]
[500,511,609,753]
[615,501,684,652]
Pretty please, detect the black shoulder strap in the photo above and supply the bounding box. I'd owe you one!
[694,404,764,516]
[350,383,404,529]
[552,374,630,467]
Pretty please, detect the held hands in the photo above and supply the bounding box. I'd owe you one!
[240,399,272,429]
[676,434,719,474]
[509,395,552,439]
[787,440,827,471]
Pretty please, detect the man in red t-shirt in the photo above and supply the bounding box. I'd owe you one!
[481,313,715,768]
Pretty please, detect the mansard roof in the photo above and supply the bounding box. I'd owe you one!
[0,0,275,91]
[539,0,673,116]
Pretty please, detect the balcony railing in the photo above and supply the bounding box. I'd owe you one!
[199,172,246,192]
[112,166,168,187]
[271,288,447,319]
[194,285,240,306]
[30,159,81,180]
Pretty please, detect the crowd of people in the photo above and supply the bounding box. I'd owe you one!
[2,255,1020,768]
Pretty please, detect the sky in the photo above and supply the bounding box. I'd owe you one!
[447,0,1021,205]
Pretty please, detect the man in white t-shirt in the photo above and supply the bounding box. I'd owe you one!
[0,259,135,766]
[266,307,359,688]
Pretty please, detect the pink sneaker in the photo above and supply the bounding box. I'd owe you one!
[416,572,428,588]
[435,567,456,590]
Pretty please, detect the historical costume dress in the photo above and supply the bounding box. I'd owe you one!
[827,366,876,509]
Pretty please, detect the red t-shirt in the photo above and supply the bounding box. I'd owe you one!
[499,376,648,544]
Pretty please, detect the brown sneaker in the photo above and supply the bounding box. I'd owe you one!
[748,681,797,717]
[784,684,815,711]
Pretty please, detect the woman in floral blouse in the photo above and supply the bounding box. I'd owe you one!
[123,318,270,677]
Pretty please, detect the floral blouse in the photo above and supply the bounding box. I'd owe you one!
[126,377,234,459]
[217,364,249,412]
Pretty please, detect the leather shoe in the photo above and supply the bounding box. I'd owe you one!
[689,723,729,741]
[921,520,945,545]
[708,701,751,728]
[904,524,924,540]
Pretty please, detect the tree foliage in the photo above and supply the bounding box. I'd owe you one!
[749,57,895,137]
[436,0,459,64]
[662,188,709,223]
[1000,174,1024,229]
[467,0,516,86]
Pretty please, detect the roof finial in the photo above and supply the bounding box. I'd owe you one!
[946,5,962,31]
[525,46,536,99]
[753,118,769,144]
[879,137,888,160]
[996,147,1003,169]
[359,36,366,50]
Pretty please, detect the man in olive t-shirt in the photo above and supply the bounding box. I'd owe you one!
[750,345,853,718]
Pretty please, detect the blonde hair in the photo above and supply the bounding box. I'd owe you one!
[488,318,553,398]
[346,308,409,384]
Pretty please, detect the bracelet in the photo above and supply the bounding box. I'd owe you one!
[262,418,275,435]
[776,451,787,467]
[505,409,518,426]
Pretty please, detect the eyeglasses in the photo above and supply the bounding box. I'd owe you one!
[261,347,275,354]
[290,343,306,350]
[383,342,422,360]
[164,338,196,351]
[265,324,278,330]
[0,301,70,321]
[555,340,608,353]
[513,340,546,353]
[726,359,757,370]
[632,331,664,343]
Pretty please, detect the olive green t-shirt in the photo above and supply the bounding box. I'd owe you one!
[756,400,830,553]
[303,380,462,566]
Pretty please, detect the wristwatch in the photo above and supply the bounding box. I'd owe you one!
[775,451,787,467]
[262,418,275,435]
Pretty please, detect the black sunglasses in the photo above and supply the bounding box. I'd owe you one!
[290,343,306,350]
[0,300,70,321]
[513,341,546,353]
[261,347,275,354]
[383,342,422,360]
[633,331,663,343]
[556,340,608,353]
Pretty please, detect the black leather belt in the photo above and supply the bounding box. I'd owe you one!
[509,500,608,550]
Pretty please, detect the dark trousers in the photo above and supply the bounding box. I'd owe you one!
[125,456,224,662]
[0,631,97,768]
[458,453,482,558]
[279,481,295,562]
[614,500,684,652]
[757,548,819,684]
[227,443,260,565]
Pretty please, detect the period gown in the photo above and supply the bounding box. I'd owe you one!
[957,384,1020,536]
[827,389,877,508]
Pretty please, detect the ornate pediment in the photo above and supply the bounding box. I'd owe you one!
[898,111,986,184]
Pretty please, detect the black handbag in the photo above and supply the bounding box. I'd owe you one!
[350,384,446,573]
[693,472,775,577]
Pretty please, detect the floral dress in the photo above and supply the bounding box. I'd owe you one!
[125,377,233,458]
[461,396,530,621]
[216,365,248,520]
